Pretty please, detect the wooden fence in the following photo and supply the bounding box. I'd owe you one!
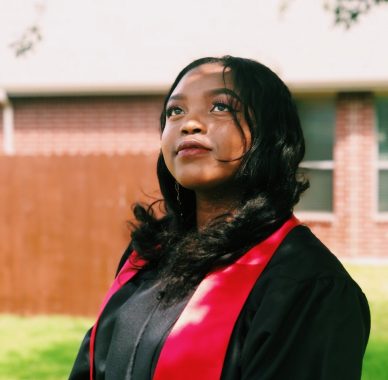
[0,153,159,316]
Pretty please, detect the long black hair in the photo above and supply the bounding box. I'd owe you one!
[130,56,308,302]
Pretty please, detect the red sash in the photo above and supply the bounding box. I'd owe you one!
[89,216,299,380]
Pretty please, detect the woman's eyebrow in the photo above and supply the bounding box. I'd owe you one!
[206,88,241,101]
[168,93,185,101]
[167,88,241,103]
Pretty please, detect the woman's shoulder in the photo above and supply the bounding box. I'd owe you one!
[263,224,351,283]
[243,224,368,313]
[242,224,370,332]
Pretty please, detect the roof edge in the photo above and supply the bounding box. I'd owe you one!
[2,84,169,97]
[2,79,388,97]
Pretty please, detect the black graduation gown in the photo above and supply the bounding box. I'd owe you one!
[69,225,370,380]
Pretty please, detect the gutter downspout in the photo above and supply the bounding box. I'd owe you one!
[0,89,14,155]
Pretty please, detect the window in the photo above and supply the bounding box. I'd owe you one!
[376,97,388,212]
[295,99,335,212]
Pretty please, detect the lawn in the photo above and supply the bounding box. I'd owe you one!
[0,315,92,380]
[345,264,388,380]
[0,264,387,380]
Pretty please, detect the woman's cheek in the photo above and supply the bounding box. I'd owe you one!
[161,128,175,174]
[214,127,244,161]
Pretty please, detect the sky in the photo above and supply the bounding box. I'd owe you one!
[1,0,388,92]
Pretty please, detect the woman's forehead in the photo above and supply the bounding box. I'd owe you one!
[172,63,234,95]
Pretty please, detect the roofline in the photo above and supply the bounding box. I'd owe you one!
[2,79,388,97]
[288,79,388,94]
[2,84,169,98]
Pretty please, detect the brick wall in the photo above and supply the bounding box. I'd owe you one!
[11,95,163,154]
[304,93,388,258]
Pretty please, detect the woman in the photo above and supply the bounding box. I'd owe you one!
[70,56,370,380]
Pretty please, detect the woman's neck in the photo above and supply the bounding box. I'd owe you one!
[195,189,240,229]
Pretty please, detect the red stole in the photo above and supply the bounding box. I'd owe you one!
[89,216,299,380]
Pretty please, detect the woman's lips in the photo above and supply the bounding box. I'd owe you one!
[176,140,212,157]
[178,147,210,157]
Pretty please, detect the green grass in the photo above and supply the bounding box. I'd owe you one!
[345,264,388,380]
[0,264,386,380]
[0,315,92,380]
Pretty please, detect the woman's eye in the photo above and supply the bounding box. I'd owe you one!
[166,106,184,117]
[211,102,232,113]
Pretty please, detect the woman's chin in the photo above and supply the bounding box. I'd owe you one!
[178,180,212,191]
[177,177,236,194]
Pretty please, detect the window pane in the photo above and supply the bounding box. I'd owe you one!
[379,170,388,212]
[295,169,333,211]
[377,98,388,160]
[297,99,335,161]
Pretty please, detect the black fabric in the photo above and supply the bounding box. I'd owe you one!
[69,226,370,380]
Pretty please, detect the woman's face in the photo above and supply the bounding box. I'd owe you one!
[161,63,251,192]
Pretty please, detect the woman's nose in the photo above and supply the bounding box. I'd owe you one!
[180,119,207,135]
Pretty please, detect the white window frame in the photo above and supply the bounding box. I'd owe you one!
[295,163,335,222]
[294,98,335,222]
[375,160,388,220]
[374,97,388,220]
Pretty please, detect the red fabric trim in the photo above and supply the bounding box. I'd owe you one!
[153,216,299,380]
[89,252,146,380]
[89,216,299,380]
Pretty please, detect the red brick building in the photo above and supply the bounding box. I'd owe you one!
[0,87,387,315]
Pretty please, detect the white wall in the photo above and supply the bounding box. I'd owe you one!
[1,0,388,91]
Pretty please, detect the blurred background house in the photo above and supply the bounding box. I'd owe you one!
[0,0,387,316]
